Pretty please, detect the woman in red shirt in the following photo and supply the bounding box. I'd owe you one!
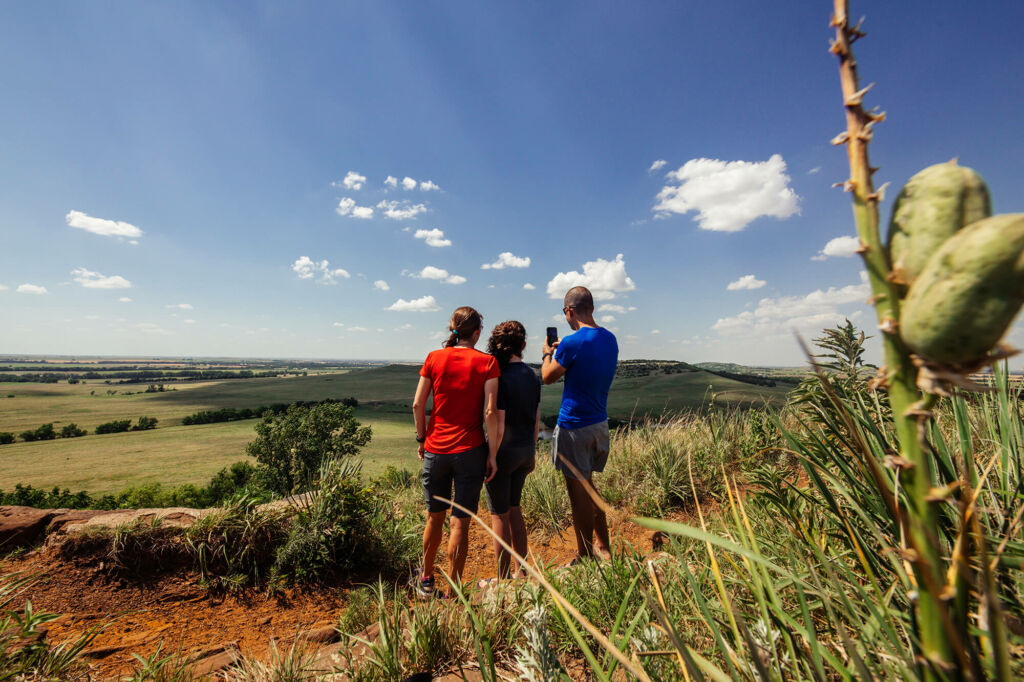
[411,306,501,599]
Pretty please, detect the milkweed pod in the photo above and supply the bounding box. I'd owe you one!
[887,161,991,288]
[901,214,1024,366]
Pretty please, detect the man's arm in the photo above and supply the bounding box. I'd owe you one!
[412,375,431,460]
[540,339,567,385]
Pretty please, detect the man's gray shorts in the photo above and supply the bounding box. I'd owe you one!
[551,421,609,480]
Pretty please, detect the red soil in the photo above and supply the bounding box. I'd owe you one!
[3,509,660,679]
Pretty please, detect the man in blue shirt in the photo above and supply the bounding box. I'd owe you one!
[541,286,618,562]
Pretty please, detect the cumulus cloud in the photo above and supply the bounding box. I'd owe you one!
[712,272,870,338]
[651,329,662,335]
[414,228,451,248]
[0,285,7,291]
[377,200,426,220]
[599,315,616,324]
[648,159,667,173]
[118,297,132,303]
[336,197,374,219]
[401,177,417,191]
[336,171,366,190]
[812,235,860,261]
[546,254,636,301]
[71,267,132,289]
[386,295,441,312]
[481,252,530,270]
[166,303,194,310]
[292,256,350,284]
[349,326,369,333]
[384,176,398,188]
[726,274,766,291]
[409,266,466,285]
[66,210,143,239]
[373,280,390,291]
[523,283,536,290]
[332,322,345,327]
[17,284,47,295]
[653,154,799,232]
[420,180,440,192]
[598,304,627,314]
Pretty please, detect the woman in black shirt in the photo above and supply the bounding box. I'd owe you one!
[484,320,542,581]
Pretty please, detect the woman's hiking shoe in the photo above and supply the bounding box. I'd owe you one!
[410,571,435,600]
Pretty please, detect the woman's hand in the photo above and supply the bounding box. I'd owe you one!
[417,443,426,461]
[485,454,498,483]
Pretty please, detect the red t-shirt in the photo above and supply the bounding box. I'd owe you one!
[420,347,500,454]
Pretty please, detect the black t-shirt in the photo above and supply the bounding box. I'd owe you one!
[497,362,542,448]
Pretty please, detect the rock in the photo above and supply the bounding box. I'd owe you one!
[83,644,127,659]
[304,624,341,645]
[191,650,238,678]
[0,506,57,548]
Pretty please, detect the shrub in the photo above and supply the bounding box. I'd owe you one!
[247,402,371,495]
[95,419,132,434]
[18,423,56,442]
[0,432,13,445]
[131,416,158,431]
[186,496,291,587]
[59,423,87,438]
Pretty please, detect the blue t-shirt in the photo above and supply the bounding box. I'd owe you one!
[553,326,618,429]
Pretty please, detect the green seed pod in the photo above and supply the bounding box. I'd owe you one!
[901,214,1024,366]
[887,161,991,287]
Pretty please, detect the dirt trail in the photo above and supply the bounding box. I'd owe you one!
[4,510,657,679]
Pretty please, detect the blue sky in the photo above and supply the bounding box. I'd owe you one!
[2,1,1022,364]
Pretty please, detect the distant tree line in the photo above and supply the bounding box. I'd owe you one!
[1,417,158,444]
[0,369,303,384]
[181,397,358,425]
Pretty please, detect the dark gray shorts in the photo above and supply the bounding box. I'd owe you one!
[484,445,535,515]
[422,445,487,518]
[551,421,610,480]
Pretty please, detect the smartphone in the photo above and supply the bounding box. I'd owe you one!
[546,327,558,346]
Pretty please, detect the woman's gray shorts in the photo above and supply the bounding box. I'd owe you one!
[551,422,609,480]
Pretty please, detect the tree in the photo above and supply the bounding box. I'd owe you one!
[0,432,14,445]
[131,416,158,431]
[246,402,372,496]
[59,423,87,438]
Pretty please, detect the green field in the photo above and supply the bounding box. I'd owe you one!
[0,362,790,495]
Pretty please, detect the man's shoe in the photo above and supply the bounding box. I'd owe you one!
[410,571,435,600]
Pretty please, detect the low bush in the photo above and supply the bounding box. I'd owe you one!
[95,418,132,434]
[59,423,87,438]
[18,422,56,442]
[0,432,14,445]
[131,415,158,431]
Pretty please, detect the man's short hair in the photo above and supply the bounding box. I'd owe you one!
[564,286,594,314]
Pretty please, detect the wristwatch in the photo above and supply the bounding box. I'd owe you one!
[542,352,553,361]
[415,435,426,443]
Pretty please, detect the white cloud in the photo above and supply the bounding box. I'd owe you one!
[546,253,636,301]
[653,154,799,232]
[648,159,667,173]
[727,274,766,291]
[373,280,390,291]
[409,266,465,285]
[523,283,536,290]
[651,329,662,335]
[17,284,47,295]
[349,326,369,333]
[420,180,440,192]
[386,295,441,312]
[414,228,451,248]
[136,322,169,335]
[600,315,616,324]
[118,297,132,303]
[291,256,350,284]
[377,200,426,220]
[71,267,132,289]
[184,319,197,325]
[336,197,374,219]
[809,166,822,174]
[66,210,143,239]
[0,285,7,291]
[712,272,870,338]
[597,304,627,314]
[338,171,366,191]
[812,235,860,261]
[332,322,345,327]
[384,176,398,188]
[166,303,194,310]
[401,177,417,191]
[395,323,414,331]
[481,252,530,270]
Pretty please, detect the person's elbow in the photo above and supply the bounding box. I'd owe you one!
[412,397,426,413]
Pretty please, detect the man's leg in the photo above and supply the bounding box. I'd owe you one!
[508,506,529,574]
[447,515,473,583]
[422,510,447,578]
[590,476,611,560]
[564,474,596,558]
[490,512,512,578]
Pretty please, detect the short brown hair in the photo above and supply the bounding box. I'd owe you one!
[487,320,527,369]
[563,286,594,314]
[444,306,483,348]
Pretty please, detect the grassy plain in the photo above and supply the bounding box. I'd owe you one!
[0,362,789,494]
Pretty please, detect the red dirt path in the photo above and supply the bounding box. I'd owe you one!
[3,509,659,679]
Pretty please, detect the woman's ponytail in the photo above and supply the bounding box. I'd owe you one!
[443,306,483,348]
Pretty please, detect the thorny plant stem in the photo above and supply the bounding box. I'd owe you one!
[831,1,958,677]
